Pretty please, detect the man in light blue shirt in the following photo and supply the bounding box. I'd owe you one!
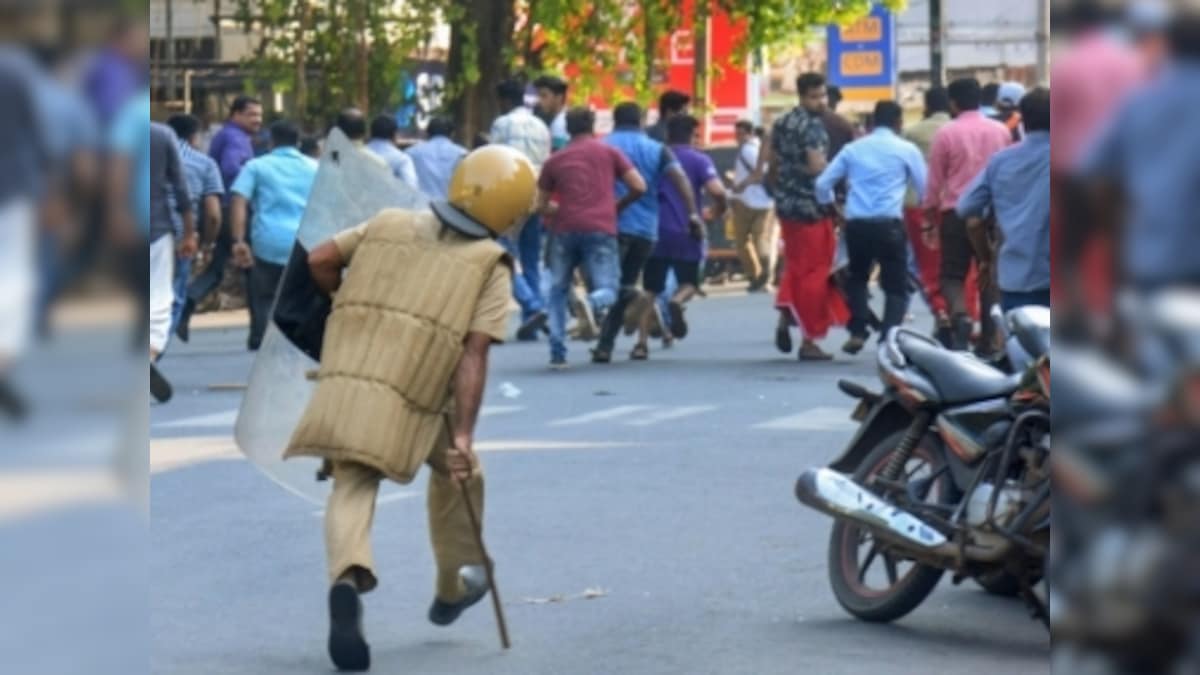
[816,100,927,352]
[406,116,468,200]
[230,120,317,350]
[593,101,701,363]
[958,87,1050,311]
[366,114,418,190]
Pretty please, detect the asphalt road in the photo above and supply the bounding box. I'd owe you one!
[150,291,1049,674]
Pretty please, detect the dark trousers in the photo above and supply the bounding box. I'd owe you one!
[597,233,655,351]
[187,208,232,306]
[844,217,909,339]
[1001,288,1051,312]
[246,257,285,350]
[941,210,998,349]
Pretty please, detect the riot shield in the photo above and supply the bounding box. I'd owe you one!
[234,129,428,505]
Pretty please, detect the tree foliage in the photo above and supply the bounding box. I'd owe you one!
[230,0,905,132]
[232,0,442,126]
[717,0,907,61]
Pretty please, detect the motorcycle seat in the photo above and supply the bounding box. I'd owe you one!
[1008,306,1050,359]
[897,331,1021,404]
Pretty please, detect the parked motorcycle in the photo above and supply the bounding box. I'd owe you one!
[794,307,1051,626]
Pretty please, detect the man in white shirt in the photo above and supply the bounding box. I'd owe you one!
[729,119,774,291]
[533,75,569,150]
[490,79,553,339]
[406,116,468,201]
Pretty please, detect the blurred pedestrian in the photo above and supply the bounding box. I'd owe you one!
[903,87,960,344]
[635,114,727,359]
[229,121,317,351]
[533,75,570,150]
[646,90,690,143]
[82,14,148,128]
[118,106,195,402]
[366,114,418,189]
[178,95,263,338]
[729,119,774,292]
[1075,9,1200,290]
[165,114,224,343]
[822,84,858,160]
[758,73,848,361]
[817,101,927,354]
[490,79,552,340]
[300,136,322,160]
[0,45,57,418]
[958,88,1051,312]
[924,77,1011,351]
[537,107,646,369]
[993,82,1027,142]
[592,102,702,364]
[290,146,536,672]
[335,107,368,144]
[406,116,468,201]
[1053,0,1143,318]
[980,82,1000,119]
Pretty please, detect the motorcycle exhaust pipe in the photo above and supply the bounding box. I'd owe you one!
[795,467,950,551]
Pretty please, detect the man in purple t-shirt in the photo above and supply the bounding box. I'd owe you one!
[635,115,727,358]
[178,95,263,337]
[537,107,646,369]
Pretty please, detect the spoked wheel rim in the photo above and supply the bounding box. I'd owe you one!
[838,446,942,599]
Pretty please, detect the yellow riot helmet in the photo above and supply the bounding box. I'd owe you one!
[430,145,537,239]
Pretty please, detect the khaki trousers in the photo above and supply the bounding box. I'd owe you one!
[730,200,771,282]
[324,437,484,602]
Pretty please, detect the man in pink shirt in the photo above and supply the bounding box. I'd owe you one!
[924,77,1011,351]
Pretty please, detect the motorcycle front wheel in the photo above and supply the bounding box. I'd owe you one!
[827,430,956,623]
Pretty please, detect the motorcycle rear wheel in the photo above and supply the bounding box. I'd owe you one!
[827,430,955,623]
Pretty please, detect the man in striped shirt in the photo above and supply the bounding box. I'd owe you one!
[166,114,224,343]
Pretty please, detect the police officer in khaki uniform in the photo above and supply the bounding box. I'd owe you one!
[286,145,536,671]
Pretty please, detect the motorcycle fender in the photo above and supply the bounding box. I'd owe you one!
[828,395,915,473]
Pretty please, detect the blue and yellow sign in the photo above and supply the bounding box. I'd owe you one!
[826,4,897,102]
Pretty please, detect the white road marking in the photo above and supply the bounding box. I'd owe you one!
[153,409,238,430]
[754,406,857,432]
[625,405,717,427]
[548,405,654,427]
[481,405,525,417]
[476,440,638,452]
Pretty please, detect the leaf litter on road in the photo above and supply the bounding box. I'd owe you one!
[514,587,609,605]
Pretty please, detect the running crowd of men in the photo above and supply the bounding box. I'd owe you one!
[150,68,1050,397]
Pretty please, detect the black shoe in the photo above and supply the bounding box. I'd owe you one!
[150,363,173,404]
[842,335,868,355]
[775,324,793,354]
[591,347,612,364]
[0,378,28,421]
[429,566,489,627]
[667,301,688,339]
[516,311,548,342]
[952,315,973,351]
[328,581,370,672]
[175,299,194,343]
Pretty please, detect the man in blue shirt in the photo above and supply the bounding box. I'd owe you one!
[592,101,701,363]
[366,114,418,189]
[181,95,263,339]
[958,88,1051,311]
[166,114,225,342]
[817,100,927,354]
[230,121,318,350]
[407,116,468,200]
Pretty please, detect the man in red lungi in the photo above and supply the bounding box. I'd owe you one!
[752,72,848,360]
